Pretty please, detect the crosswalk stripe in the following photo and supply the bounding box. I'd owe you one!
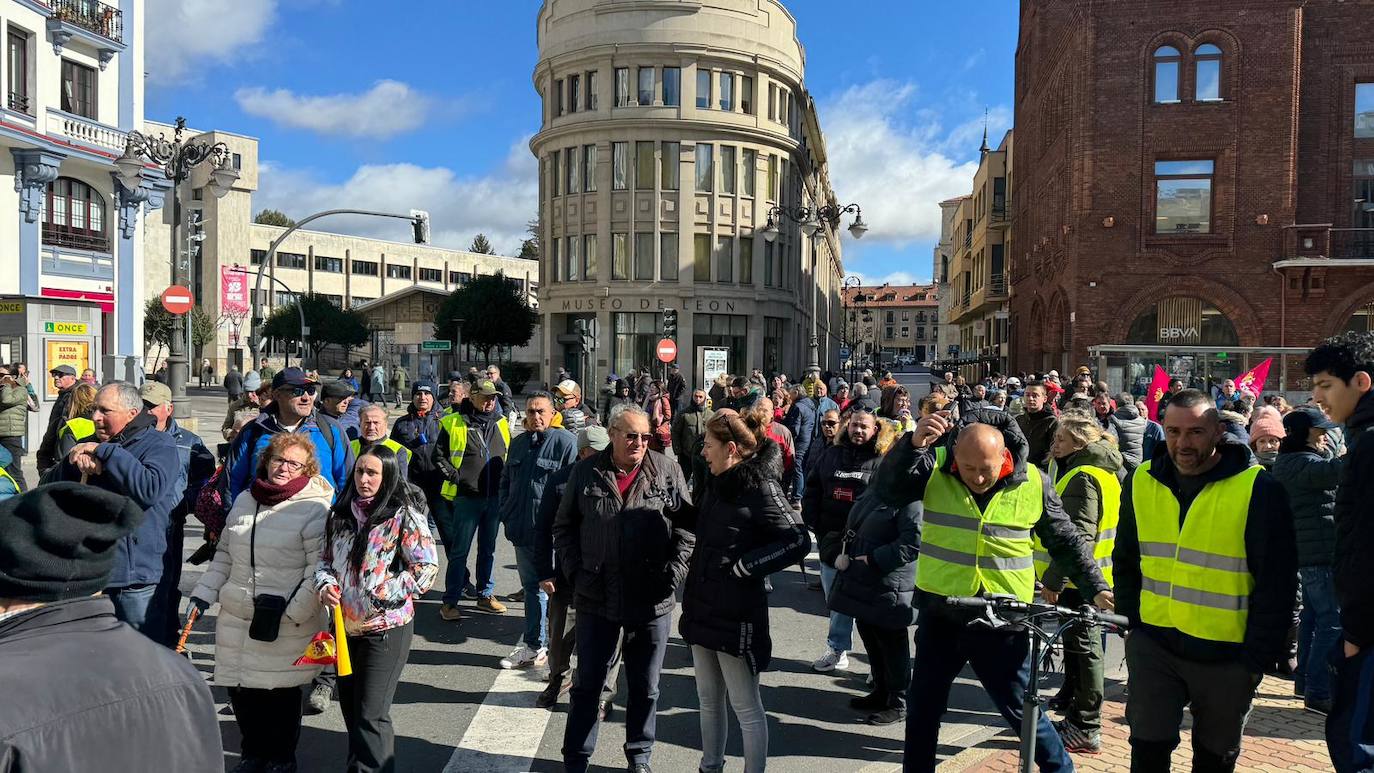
[443,667,552,773]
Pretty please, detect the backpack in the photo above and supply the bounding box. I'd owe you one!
[193,465,230,535]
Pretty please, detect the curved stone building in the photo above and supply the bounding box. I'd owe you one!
[532,0,846,389]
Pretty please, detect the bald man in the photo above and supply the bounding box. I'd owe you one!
[884,409,1111,772]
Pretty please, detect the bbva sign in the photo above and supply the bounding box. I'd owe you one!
[1159,327,1200,340]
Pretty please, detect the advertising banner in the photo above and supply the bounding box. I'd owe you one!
[221,267,250,316]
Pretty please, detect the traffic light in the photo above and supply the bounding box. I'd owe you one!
[410,209,431,244]
[662,308,678,339]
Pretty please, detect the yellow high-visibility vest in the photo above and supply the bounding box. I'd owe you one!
[0,464,20,494]
[437,412,510,500]
[58,417,96,442]
[1032,464,1121,589]
[350,437,411,468]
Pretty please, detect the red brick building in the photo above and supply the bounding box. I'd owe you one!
[1010,0,1374,394]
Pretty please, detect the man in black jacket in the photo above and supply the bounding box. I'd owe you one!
[553,404,694,773]
[1307,332,1374,773]
[0,484,223,771]
[35,364,78,473]
[1112,390,1298,772]
[1015,381,1059,471]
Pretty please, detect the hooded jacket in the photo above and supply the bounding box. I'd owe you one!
[1330,390,1374,647]
[1113,440,1298,672]
[1041,439,1124,592]
[1271,443,1342,569]
[1015,407,1060,472]
[498,427,578,547]
[679,440,810,673]
[801,433,882,561]
[1111,403,1148,471]
[822,481,923,631]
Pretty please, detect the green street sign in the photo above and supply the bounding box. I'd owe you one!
[421,340,452,351]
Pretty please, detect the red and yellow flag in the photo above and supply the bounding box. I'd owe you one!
[1235,358,1273,399]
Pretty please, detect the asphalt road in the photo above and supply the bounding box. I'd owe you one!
[26,385,1125,773]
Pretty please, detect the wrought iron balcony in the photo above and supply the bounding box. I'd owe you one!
[988,273,1008,297]
[42,224,110,254]
[7,91,30,115]
[1279,225,1374,263]
[49,0,123,44]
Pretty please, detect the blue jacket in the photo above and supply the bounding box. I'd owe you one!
[391,406,442,486]
[782,397,818,465]
[167,419,215,526]
[226,406,352,503]
[0,445,18,501]
[498,427,577,547]
[1141,419,1165,465]
[57,413,181,587]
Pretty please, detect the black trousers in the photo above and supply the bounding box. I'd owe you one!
[229,685,303,764]
[0,435,26,490]
[546,592,623,692]
[339,622,414,773]
[562,610,670,773]
[856,620,910,710]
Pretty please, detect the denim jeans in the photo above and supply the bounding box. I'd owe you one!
[512,545,549,649]
[692,645,768,773]
[1327,645,1374,773]
[1297,566,1341,702]
[818,562,854,653]
[435,496,499,604]
[105,583,159,639]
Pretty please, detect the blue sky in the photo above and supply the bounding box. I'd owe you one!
[145,0,1016,285]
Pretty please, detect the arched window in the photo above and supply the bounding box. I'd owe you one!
[43,177,108,251]
[1153,46,1181,103]
[1195,43,1223,101]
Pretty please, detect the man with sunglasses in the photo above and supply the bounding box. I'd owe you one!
[225,366,352,503]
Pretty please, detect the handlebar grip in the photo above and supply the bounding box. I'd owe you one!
[946,596,991,608]
[1096,612,1130,628]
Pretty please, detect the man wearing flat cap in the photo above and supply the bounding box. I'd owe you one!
[0,484,223,771]
[35,363,79,474]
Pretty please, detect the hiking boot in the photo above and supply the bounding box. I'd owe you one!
[1055,720,1102,754]
[439,603,463,622]
[477,596,508,614]
[500,644,548,669]
[304,683,332,715]
[1305,697,1333,715]
[865,707,906,726]
[849,692,886,711]
[812,648,849,673]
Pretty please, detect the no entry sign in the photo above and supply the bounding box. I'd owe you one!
[656,338,677,363]
[161,285,194,315]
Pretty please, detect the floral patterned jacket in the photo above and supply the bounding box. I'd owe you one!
[314,501,438,636]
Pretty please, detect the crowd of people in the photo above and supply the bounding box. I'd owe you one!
[1,332,1372,773]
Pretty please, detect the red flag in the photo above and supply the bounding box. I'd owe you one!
[1144,365,1170,422]
[1234,358,1273,399]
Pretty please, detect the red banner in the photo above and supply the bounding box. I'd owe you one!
[221,267,249,316]
[1235,358,1273,399]
[1144,365,1170,422]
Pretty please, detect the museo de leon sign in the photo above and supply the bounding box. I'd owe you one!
[559,297,740,313]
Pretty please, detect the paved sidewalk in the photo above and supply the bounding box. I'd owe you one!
[948,674,1331,772]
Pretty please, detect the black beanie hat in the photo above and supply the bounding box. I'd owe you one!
[0,483,144,603]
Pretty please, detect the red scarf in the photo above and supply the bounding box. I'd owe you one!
[251,474,312,506]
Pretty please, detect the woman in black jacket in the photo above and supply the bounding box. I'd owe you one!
[679,409,811,773]
[822,467,922,727]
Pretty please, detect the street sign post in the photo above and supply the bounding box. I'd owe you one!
[656,338,677,363]
[839,346,851,361]
[161,285,194,315]
[422,340,452,351]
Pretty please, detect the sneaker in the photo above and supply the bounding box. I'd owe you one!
[849,692,886,711]
[478,596,508,614]
[812,649,850,673]
[1305,697,1333,715]
[1047,693,1072,713]
[439,603,463,622]
[865,707,906,726]
[462,584,479,600]
[1054,720,1102,754]
[500,645,547,669]
[304,683,332,715]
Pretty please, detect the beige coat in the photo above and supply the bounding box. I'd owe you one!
[192,475,333,689]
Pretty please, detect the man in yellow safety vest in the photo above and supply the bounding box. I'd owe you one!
[1113,389,1297,772]
[351,404,410,481]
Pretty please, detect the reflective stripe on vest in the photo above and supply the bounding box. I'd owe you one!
[1031,464,1122,589]
[1133,460,1259,644]
[58,417,96,442]
[349,437,411,467]
[438,412,511,500]
[0,464,20,494]
[915,446,1044,602]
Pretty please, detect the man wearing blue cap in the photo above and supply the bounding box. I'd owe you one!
[226,366,352,501]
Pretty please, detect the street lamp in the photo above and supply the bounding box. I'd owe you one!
[761,202,869,373]
[842,275,863,384]
[116,116,239,421]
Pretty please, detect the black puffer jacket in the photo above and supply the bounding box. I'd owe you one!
[553,449,695,624]
[1015,408,1059,472]
[679,440,810,673]
[801,435,882,565]
[821,480,922,630]
[1111,403,1148,472]
[1331,391,1374,648]
[1271,445,1341,569]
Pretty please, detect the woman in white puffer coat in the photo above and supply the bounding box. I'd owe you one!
[191,432,333,773]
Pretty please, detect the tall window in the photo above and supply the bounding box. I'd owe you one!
[569,73,581,112]
[550,238,560,282]
[60,59,95,118]
[720,145,736,195]
[637,66,654,105]
[583,144,598,192]
[695,143,713,192]
[694,234,711,281]
[1153,46,1181,103]
[663,67,680,106]
[586,70,598,110]
[552,149,562,197]
[614,67,630,107]
[1194,44,1222,101]
[612,233,628,280]
[1154,160,1214,234]
[634,233,655,280]
[742,149,756,196]
[741,76,754,115]
[7,29,28,114]
[43,177,106,251]
[716,236,733,283]
[565,236,580,281]
[612,142,628,190]
[554,78,564,116]
[697,69,711,109]
[764,242,775,286]
[719,73,734,111]
[1357,83,1374,138]
[739,236,753,284]
[768,154,778,200]
[660,233,679,280]
[584,234,598,279]
[661,141,680,190]
[636,141,656,189]
[566,147,578,194]
[768,84,777,121]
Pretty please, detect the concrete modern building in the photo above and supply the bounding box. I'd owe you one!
[531,0,849,388]
[947,129,1013,378]
[933,196,964,364]
[842,283,940,365]
[140,122,539,379]
[0,0,150,376]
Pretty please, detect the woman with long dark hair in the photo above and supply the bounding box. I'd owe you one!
[315,445,438,772]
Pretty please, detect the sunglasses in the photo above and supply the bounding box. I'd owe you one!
[821,420,840,427]
[847,404,876,414]
[284,385,317,398]
[620,432,654,443]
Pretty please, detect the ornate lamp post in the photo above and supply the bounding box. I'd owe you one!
[842,275,863,384]
[762,202,868,374]
[115,117,239,420]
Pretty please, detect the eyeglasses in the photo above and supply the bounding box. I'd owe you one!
[269,456,306,472]
[620,432,654,444]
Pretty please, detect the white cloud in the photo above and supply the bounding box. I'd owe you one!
[254,136,538,256]
[234,80,433,140]
[851,269,924,287]
[145,0,277,85]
